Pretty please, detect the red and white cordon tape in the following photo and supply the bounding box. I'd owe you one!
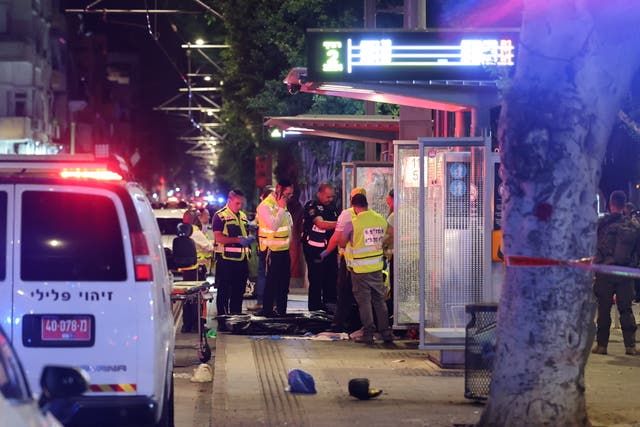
[506,255,640,279]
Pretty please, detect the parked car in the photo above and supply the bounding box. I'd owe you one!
[0,155,175,427]
[153,208,185,253]
[0,323,88,427]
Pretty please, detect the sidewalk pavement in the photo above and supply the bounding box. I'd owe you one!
[208,291,640,427]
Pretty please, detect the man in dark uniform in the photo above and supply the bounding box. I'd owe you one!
[302,183,339,312]
[592,190,640,356]
[212,189,255,315]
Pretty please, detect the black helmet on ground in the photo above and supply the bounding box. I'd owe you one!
[348,378,382,400]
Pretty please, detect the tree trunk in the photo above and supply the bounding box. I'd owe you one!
[479,2,640,425]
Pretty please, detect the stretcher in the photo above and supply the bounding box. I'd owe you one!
[171,281,214,363]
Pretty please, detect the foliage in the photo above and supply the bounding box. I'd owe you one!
[211,0,364,199]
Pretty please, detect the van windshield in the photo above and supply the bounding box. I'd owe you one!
[21,191,127,281]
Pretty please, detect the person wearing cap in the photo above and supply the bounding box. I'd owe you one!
[331,192,392,344]
[212,189,255,315]
[302,183,339,312]
[180,208,214,332]
[256,179,294,317]
[321,187,367,332]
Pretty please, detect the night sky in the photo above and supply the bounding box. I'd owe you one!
[63,0,213,191]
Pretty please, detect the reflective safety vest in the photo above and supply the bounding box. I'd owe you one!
[345,209,387,273]
[341,208,357,265]
[258,194,290,252]
[214,206,250,261]
[197,250,213,265]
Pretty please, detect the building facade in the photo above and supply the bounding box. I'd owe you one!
[0,0,65,154]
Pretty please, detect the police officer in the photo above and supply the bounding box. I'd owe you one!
[302,183,339,312]
[592,190,640,356]
[212,190,255,315]
[334,193,393,345]
[256,179,294,317]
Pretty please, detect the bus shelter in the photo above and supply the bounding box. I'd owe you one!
[394,137,502,358]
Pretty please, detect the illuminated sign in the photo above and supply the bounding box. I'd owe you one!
[306,30,518,82]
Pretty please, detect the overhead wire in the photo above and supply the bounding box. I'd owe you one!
[138,0,222,162]
[143,0,188,86]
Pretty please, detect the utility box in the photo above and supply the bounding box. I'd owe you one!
[464,303,498,401]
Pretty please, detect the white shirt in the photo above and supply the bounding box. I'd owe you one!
[191,226,214,253]
[256,194,293,245]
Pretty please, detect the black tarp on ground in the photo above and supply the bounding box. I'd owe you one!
[217,311,333,335]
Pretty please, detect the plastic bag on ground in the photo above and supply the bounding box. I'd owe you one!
[190,363,212,383]
[287,369,316,394]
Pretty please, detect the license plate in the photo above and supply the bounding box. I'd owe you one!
[41,315,92,342]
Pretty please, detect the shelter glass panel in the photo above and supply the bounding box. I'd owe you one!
[394,143,422,325]
[354,165,393,216]
[419,138,489,349]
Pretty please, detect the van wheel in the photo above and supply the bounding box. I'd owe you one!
[156,374,174,427]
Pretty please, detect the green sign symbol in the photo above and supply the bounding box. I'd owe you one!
[322,40,343,72]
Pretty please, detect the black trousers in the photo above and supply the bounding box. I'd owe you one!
[594,274,637,348]
[262,250,291,316]
[215,256,249,315]
[333,255,361,332]
[303,245,337,311]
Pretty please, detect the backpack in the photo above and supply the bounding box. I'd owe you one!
[600,215,639,266]
[172,223,197,268]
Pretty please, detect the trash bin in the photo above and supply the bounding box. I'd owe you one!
[464,303,498,401]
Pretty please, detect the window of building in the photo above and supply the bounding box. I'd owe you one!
[0,5,7,34]
[14,93,26,117]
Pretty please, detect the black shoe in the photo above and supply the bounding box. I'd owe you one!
[355,335,374,345]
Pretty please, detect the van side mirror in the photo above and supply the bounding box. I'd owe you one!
[38,366,89,409]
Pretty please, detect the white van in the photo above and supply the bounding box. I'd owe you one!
[0,155,175,427]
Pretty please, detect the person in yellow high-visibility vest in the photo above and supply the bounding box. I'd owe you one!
[333,193,393,345]
[255,179,294,317]
[212,190,255,315]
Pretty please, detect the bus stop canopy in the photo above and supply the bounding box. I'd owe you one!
[264,114,399,144]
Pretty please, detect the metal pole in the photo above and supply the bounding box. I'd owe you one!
[65,9,202,14]
[418,139,426,348]
[70,122,76,155]
[483,137,495,302]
